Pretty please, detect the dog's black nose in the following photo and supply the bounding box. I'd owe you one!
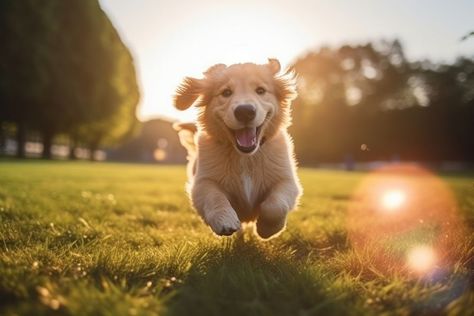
[234,104,256,123]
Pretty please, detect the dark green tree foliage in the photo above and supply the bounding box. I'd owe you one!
[0,0,139,158]
[290,40,474,164]
[75,22,140,160]
[0,0,52,157]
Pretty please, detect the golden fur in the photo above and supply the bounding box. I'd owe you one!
[173,59,302,239]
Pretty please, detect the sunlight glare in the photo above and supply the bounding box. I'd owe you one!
[407,245,437,274]
[381,189,406,211]
[137,3,311,121]
[347,164,465,277]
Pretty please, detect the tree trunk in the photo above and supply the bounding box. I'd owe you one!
[16,121,26,158]
[69,136,77,160]
[89,143,98,161]
[0,122,5,155]
[42,130,54,159]
[89,135,103,162]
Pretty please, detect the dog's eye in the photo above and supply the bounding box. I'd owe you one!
[221,88,233,97]
[256,87,266,95]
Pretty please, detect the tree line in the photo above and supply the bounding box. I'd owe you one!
[0,1,472,164]
[0,0,140,160]
[289,39,474,165]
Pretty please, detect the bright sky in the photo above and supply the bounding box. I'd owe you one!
[99,0,474,122]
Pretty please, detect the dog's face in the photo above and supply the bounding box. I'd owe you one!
[174,59,296,155]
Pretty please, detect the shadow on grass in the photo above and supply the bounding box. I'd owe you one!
[164,236,362,316]
[277,228,350,261]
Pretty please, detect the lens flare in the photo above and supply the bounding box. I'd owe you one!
[407,245,437,274]
[347,164,466,278]
[381,189,406,211]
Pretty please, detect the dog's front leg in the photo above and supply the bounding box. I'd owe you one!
[256,180,301,239]
[191,179,241,236]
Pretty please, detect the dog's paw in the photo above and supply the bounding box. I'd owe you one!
[255,219,286,239]
[260,197,290,222]
[256,198,289,239]
[206,209,241,236]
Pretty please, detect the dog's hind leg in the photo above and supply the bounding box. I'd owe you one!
[173,122,197,177]
[255,180,301,239]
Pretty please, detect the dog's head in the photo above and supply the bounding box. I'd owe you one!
[173,59,296,155]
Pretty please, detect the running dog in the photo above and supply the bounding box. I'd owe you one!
[173,58,302,239]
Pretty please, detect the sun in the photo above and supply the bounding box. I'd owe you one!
[137,3,311,121]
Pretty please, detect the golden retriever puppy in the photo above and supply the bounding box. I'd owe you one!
[173,58,302,239]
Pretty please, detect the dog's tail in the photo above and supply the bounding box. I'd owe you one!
[173,122,197,158]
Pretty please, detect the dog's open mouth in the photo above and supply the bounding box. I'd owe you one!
[233,126,262,153]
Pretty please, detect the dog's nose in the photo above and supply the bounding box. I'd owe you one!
[234,104,256,123]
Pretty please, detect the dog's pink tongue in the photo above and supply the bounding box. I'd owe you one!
[235,127,257,147]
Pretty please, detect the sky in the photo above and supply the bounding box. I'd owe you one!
[99,0,474,122]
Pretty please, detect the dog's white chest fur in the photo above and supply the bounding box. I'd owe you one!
[241,173,255,205]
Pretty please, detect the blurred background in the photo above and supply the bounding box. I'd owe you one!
[1,0,473,169]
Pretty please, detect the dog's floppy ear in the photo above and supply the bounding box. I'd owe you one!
[174,77,203,110]
[267,58,281,75]
[174,63,227,110]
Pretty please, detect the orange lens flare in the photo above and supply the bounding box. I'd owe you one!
[407,245,437,274]
[380,189,406,211]
[347,163,466,278]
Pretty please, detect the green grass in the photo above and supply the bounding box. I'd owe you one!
[0,160,473,315]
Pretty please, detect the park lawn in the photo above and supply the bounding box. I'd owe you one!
[0,160,473,315]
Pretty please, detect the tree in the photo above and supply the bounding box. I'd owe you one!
[0,0,140,159]
[75,18,140,161]
[290,40,474,164]
[0,0,53,157]
[290,41,414,164]
[35,0,139,159]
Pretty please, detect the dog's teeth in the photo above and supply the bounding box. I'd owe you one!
[237,137,256,147]
[235,127,257,148]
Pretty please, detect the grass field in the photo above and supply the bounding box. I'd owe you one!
[0,160,473,315]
